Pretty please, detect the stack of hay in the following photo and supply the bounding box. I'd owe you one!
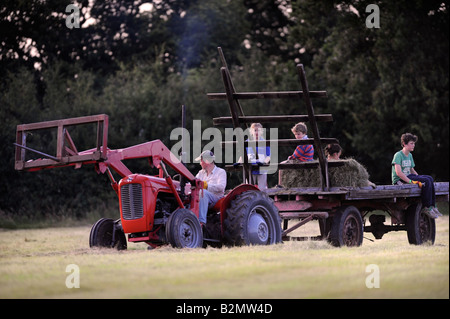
[279,158,372,188]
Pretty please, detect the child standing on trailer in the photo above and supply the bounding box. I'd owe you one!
[247,123,271,190]
[237,123,271,190]
[391,133,442,218]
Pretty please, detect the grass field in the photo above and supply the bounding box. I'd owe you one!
[0,216,448,299]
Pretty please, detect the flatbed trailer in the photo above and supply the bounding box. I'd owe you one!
[208,47,449,247]
[266,182,449,246]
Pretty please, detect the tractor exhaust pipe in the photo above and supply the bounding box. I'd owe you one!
[180,104,187,200]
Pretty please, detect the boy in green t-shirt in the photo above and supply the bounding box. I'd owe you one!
[391,133,442,218]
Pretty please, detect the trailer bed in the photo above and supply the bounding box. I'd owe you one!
[266,182,449,201]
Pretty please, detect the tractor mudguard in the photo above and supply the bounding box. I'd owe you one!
[215,184,259,225]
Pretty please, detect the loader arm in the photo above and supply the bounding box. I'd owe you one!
[98,139,195,182]
[14,114,195,182]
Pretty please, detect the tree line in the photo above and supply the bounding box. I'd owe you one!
[0,0,448,223]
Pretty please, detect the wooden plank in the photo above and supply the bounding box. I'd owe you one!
[278,160,345,169]
[266,182,450,200]
[15,114,109,171]
[101,115,109,157]
[273,200,313,212]
[64,129,78,155]
[223,161,341,172]
[221,138,339,147]
[224,163,271,172]
[213,114,333,125]
[282,215,313,237]
[16,114,108,131]
[221,67,241,128]
[56,123,64,159]
[218,49,246,120]
[279,212,329,219]
[220,65,252,182]
[297,64,329,191]
[224,161,343,171]
[207,90,327,100]
[17,152,103,170]
[345,182,450,200]
[15,129,25,163]
[266,187,349,196]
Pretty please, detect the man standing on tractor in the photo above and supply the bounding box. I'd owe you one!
[195,150,227,226]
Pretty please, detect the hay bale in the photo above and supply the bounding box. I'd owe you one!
[279,158,372,188]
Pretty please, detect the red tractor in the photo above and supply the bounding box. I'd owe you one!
[14,114,282,249]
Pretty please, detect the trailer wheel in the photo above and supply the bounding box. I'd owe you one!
[89,218,127,250]
[224,190,282,246]
[329,206,363,247]
[166,208,203,248]
[406,203,435,245]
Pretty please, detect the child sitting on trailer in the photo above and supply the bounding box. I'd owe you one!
[283,122,314,162]
[391,133,442,218]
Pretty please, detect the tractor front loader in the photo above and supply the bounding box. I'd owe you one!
[14,114,282,249]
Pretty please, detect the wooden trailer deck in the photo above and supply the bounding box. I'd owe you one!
[265,182,449,242]
[266,182,449,201]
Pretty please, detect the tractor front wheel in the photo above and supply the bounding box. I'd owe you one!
[166,208,203,248]
[89,218,127,250]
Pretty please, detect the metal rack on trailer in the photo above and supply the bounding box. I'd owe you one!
[208,47,449,247]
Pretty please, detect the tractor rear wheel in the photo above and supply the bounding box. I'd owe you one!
[166,208,203,248]
[89,218,127,250]
[224,190,282,246]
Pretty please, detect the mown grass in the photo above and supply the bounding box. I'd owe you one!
[0,216,448,299]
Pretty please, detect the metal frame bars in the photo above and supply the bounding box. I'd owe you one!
[15,114,109,171]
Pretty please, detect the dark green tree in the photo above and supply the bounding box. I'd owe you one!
[243,0,294,60]
[288,0,449,183]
